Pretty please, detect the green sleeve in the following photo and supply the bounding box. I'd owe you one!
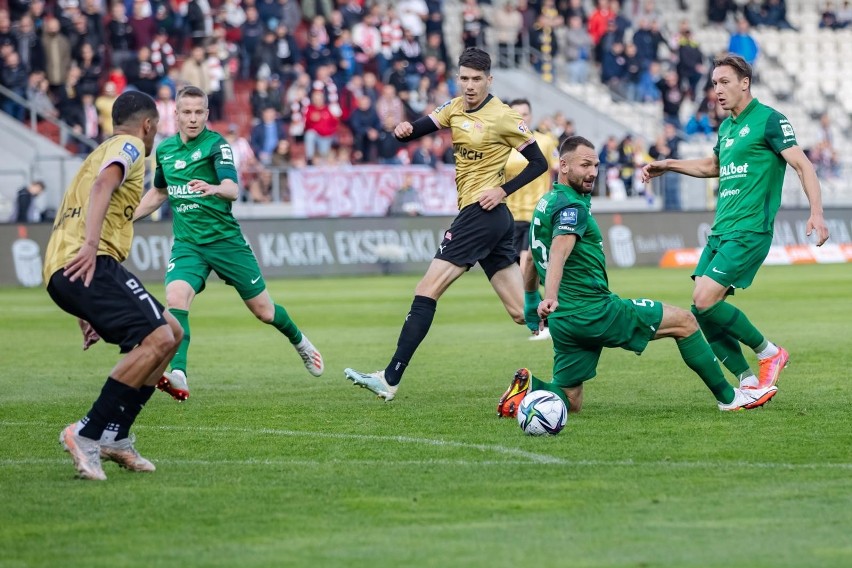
[764,110,798,154]
[154,162,166,189]
[212,138,239,183]
[551,202,587,239]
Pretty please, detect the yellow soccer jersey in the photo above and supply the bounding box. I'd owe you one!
[43,135,146,281]
[504,130,560,222]
[430,94,535,210]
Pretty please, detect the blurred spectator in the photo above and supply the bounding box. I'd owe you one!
[529,8,561,81]
[155,83,177,142]
[2,49,29,120]
[598,135,623,197]
[820,3,841,29]
[375,83,404,127]
[301,0,334,22]
[224,122,263,202]
[95,80,117,137]
[623,43,642,101]
[600,41,627,97]
[617,134,636,196]
[675,25,705,99]
[151,28,176,77]
[410,136,438,168]
[250,77,278,118]
[253,28,282,80]
[649,123,682,210]
[378,5,403,78]
[765,0,796,30]
[387,174,423,216]
[349,94,381,163]
[334,29,362,85]
[839,1,852,27]
[106,2,134,69]
[685,107,714,137]
[407,75,431,115]
[303,31,334,78]
[728,18,759,67]
[180,45,211,93]
[55,64,84,131]
[398,29,424,89]
[326,10,347,46]
[25,70,57,119]
[588,0,615,63]
[80,92,99,141]
[637,59,661,102]
[743,0,767,27]
[0,9,11,49]
[130,0,157,51]
[106,65,128,94]
[423,31,450,68]
[205,42,225,121]
[15,180,46,223]
[376,115,404,165]
[280,0,304,33]
[562,0,587,22]
[657,69,684,127]
[76,42,102,96]
[564,15,592,84]
[251,106,288,165]
[707,0,736,25]
[80,0,105,45]
[270,139,293,201]
[461,0,485,49]
[187,0,213,47]
[494,1,523,68]
[340,0,364,29]
[127,46,160,97]
[398,0,428,39]
[240,6,265,79]
[14,14,45,73]
[352,9,382,72]
[632,18,665,69]
[303,89,340,165]
[385,54,409,95]
[42,17,71,90]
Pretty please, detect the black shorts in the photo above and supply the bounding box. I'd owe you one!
[513,221,531,257]
[435,203,516,279]
[47,256,167,353]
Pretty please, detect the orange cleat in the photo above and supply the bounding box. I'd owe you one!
[755,347,789,389]
[497,368,531,418]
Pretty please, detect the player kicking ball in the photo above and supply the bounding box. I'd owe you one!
[497,136,777,418]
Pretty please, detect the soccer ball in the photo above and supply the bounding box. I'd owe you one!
[517,390,568,436]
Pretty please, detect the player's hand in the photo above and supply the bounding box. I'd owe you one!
[63,242,97,287]
[538,298,558,319]
[188,179,217,197]
[478,187,507,210]
[807,212,830,246]
[394,122,413,140]
[641,161,667,183]
[77,318,101,350]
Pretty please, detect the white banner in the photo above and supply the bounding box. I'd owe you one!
[289,165,459,217]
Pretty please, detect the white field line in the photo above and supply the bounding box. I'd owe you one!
[2,421,852,470]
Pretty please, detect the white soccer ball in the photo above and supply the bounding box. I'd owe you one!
[517,390,568,436]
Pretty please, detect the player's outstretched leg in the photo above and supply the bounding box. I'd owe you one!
[344,368,398,401]
[718,386,777,411]
[294,335,324,377]
[157,369,189,401]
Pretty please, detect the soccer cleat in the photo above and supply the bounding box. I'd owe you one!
[497,368,531,418]
[755,347,789,389]
[100,434,156,472]
[157,369,189,402]
[59,424,107,481]
[295,335,324,377]
[344,368,397,401]
[718,386,778,411]
[529,327,551,341]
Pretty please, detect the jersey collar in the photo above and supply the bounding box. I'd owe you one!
[731,98,758,124]
[553,182,591,205]
[465,93,493,114]
[178,127,208,149]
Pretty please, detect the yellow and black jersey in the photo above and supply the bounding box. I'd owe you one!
[43,135,146,281]
[504,130,560,222]
[430,94,536,210]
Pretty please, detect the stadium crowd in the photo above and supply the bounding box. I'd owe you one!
[0,0,842,207]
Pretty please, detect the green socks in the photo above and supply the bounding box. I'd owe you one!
[676,330,735,404]
[691,305,752,376]
[271,304,302,345]
[696,301,765,350]
[529,374,571,409]
[169,308,190,373]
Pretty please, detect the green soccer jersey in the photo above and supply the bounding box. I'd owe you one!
[530,183,611,318]
[154,128,242,245]
[712,98,798,235]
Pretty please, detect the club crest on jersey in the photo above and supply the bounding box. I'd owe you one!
[739,125,750,137]
[175,160,187,170]
[191,149,202,161]
[517,120,529,134]
[724,138,734,147]
[444,231,453,241]
[120,142,140,163]
[560,208,578,226]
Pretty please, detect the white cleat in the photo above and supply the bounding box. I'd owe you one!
[295,335,324,377]
[157,369,189,401]
[100,434,156,472]
[718,386,777,411]
[529,327,552,341]
[344,368,398,401]
[59,424,107,481]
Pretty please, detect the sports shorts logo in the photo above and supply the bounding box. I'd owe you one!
[712,267,727,275]
[251,275,262,284]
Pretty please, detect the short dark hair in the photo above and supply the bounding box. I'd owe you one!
[714,53,752,82]
[112,90,158,127]
[508,98,531,109]
[458,47,491,74]
[559,135,595,156]
[176,85,208,106]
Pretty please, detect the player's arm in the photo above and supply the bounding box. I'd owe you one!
[641,155,720,181]
[199,141,240,201]
[63,163,125,286]
[781,145,830,246]
[394,115,440,142]
[479,142,548,210]
[538,234,578,319]
[133,186,168,221]
[190,178,239,201]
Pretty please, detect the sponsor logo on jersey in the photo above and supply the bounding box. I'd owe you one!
[559,207,578,225]
[168,184,202,197]
[781,122,795,138]
[536,198,548,213]
[161,154,174,161]
[739,125,750,138]
[220,144,233,161]
[719,161,749,179]
[121,142,140,163]
[461,120,471,131]
[517,120,529,134]
[719,188,741,198]
[175,160,187,170]
[191,149,202,161]
[175,202,201,213]
[453,144,484,160]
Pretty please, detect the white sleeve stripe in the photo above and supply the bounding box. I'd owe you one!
[100,157,130,185]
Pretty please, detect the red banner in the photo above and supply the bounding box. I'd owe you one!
[289,165,460,217]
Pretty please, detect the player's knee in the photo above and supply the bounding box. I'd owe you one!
[169,319,184,345]
[253,306,274,323]
[511,310,525,325]
[148,325,179,357]
[692,292,717,312]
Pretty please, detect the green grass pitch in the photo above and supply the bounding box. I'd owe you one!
[1,265,850,567]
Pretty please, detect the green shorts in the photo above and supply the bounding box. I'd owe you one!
[549,295,663,388]
[166,236,266,300]
[693,231,772,290]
